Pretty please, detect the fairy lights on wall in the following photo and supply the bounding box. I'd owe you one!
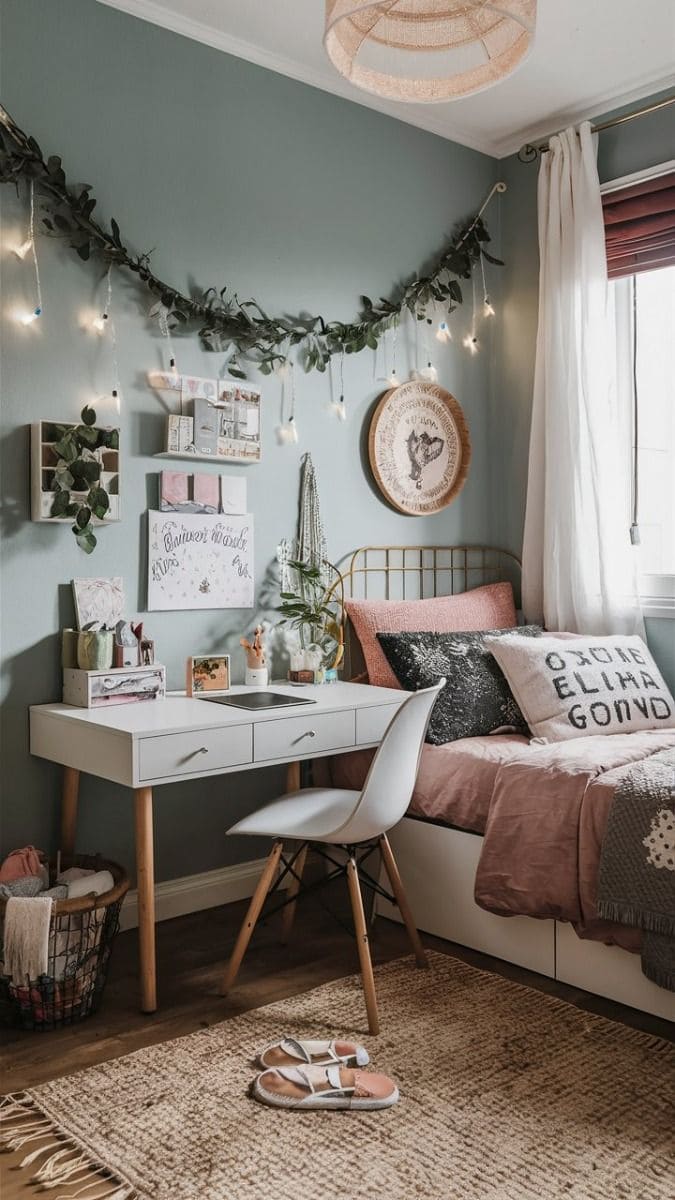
[8,174,502,448]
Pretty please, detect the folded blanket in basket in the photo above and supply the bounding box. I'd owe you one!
[598,747,675,991]
[3,896,53,982]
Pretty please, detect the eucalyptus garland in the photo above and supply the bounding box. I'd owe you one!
[0,105,503,378]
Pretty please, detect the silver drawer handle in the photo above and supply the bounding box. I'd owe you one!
[301,729,316,739]
[195,746,209,754]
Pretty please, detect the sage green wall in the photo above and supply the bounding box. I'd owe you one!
[495,90,675,693]
[0,0,502,877]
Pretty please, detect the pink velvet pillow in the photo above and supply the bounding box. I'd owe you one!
[345,582,518,689]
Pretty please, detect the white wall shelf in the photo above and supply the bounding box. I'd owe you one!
[30,420,121,523]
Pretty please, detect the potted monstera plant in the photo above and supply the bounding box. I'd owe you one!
[49,405,118,553]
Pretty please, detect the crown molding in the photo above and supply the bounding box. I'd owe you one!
[96,1,674,161]
[499,72,675,159]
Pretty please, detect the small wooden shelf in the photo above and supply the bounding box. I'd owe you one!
[154,451,258,466]
[31,420,121,523]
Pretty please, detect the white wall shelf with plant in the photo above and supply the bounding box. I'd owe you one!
[30,413,120,552]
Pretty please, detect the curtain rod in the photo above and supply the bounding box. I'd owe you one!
[517,93,675,163]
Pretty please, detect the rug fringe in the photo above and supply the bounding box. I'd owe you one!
[0,1092,138,1200]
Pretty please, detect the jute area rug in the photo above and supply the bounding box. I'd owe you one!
[2,953,673,1200]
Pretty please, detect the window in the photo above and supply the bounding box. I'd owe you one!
[604,166,675,618]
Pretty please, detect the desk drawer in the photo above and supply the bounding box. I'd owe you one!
[254,709,354,763]
[138,725,252,781]
[356,703,402,745]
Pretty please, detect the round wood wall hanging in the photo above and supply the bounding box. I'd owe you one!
[368,381,471,515]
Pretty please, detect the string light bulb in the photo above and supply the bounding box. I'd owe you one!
[14,180,43,326]
[331,350,347,420]
[435,320,451,343]
[19,305,42,326]
[420,362,438,382]
[91,312,109,333]
[463,333,479,355]
[387,369,399,387]
[483,296,495,317]
[12,238,33,260]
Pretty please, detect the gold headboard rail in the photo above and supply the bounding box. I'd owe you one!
[336,544,521,680]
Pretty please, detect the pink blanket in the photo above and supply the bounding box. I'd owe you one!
[329,728,675,951]
[474,730,675,950]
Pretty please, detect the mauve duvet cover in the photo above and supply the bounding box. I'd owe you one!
[328,728,675,952]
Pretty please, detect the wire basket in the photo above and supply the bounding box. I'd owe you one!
[0,854,129,1031]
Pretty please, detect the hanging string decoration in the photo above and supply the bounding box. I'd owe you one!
[15,178,43,325]
[276,361,298,444]
[296,452,328,581]
[463,268,480,355]
[0,106,504,379]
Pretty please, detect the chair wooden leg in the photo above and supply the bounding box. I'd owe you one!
[379,834,428,967]
[346,857,380,1036]
[280,843,308,945]
[221,841,283,996]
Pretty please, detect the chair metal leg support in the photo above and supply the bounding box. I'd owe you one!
[280,842,308,945]
[221,840,284,996]
[346,856,380,1036]
[379,834,428,967]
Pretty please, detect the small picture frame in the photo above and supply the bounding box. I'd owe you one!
[186,654,231,696]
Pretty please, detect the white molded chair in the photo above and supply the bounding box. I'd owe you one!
[221,679,444,1034]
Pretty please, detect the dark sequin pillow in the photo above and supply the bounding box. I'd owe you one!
[376,626,541,745]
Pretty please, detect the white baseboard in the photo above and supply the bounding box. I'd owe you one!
[119,857,268,932]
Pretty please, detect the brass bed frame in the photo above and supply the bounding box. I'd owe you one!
[337,544,522,678]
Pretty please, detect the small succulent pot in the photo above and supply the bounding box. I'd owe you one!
[61,629,80,669]
[77,631,114,671]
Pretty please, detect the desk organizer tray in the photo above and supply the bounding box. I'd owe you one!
[63,665,166,707]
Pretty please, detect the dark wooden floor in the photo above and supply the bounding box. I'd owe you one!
[2,887,673,1096]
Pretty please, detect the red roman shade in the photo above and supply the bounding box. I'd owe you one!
[602,170,675,279]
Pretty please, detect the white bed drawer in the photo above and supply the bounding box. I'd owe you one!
[356,702,402,745]
[254,709,355,762]
[138,725,252,781]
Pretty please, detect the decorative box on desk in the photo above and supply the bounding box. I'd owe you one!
[63,665,165,708]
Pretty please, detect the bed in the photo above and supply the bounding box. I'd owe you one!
[328,545,675,1023]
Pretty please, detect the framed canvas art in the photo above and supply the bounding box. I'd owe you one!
[72,576,125,630]
[147,511,254,610]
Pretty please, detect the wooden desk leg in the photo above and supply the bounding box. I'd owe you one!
[286,760,301,792]
[61,767,80,858]
[134,787,157,1014]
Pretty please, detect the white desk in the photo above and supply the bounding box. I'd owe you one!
[30,681,405,1012]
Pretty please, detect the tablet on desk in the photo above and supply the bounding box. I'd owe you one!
[198,691,317,711]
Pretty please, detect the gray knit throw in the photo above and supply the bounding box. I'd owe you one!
[598,747,675,992]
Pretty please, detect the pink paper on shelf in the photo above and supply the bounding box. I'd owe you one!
[193,473,220,512]
[161,470,189,508]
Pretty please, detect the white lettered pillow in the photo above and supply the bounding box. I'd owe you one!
[484,633,675,742]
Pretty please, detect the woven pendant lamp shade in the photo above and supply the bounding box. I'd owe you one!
[324,1,536,103]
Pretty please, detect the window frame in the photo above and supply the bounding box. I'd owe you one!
[601,160,675,619]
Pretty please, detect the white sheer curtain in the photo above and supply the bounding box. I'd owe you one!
[522,121,644,636]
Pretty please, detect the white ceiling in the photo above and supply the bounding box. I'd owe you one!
[97,1,675,158]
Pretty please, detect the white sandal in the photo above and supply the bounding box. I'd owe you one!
[257,1037,369,1070]
[252,1064,399,1111]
